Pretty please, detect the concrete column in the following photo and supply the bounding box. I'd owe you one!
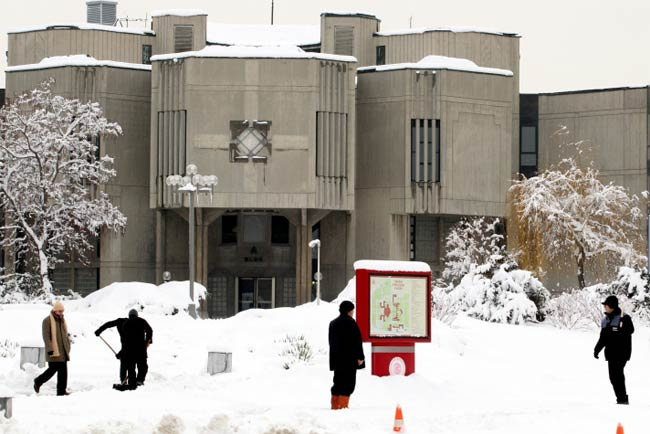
[295,209,311,305]
[155,210,166,285]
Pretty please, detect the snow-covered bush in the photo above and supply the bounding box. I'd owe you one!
[446,265,546,324]
[545,288,603,329]
[431,283,462,325]
[277,334,313,370]
[0,339,19,358]
[442,217,515,285]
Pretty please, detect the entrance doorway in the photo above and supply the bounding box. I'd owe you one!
[237,277,275,312]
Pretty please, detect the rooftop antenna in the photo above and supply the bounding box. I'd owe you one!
[409,16,413,28]
[271,0,274,25]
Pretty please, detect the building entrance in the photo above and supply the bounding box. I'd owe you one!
[237,277,275,312]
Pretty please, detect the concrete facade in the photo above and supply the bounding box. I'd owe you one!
[3,6,648,310]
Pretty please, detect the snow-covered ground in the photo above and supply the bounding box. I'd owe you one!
[0,282,648,433]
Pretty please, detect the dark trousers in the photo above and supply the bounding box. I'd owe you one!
[35,362,68,395]
[119,356,148,383]
[608,360,628,402]
[331,369,357,397]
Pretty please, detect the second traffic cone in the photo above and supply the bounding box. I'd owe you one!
[393,404,404,432]
[616,423,624,434]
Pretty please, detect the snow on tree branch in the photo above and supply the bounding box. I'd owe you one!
[509,140,645,288]
[0,79,127,297]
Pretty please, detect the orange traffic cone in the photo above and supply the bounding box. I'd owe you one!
[616,423,624,434]
[393,404,404,432]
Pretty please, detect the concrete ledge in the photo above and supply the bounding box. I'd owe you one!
[20,347,45,369]
[207,352,232,375]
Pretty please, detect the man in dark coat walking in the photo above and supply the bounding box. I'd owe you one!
[34,301,71,396]
[98,309,152,391]
[95,309,153,387]
[594,295,634,404]
[329,300,365,410]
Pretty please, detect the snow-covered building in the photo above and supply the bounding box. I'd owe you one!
[2,2,648,311]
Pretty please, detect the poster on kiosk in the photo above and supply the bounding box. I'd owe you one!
[354,260,432,377]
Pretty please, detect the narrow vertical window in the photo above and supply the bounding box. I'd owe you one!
[410,119,416,182]
[376,45,386,65]
[435,120,441,183]
[520,125,538,178]
[142,44,152,64]
[427,119,433,181]
[419,119,425,181]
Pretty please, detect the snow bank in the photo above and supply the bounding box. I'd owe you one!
[6,55,152,73]
[69,281,206,316]
[207,23,320,47]
[333,277,356,304]
[151,45,356,63]
[358,55,513,76]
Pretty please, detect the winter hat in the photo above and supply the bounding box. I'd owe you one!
[52,301,64,312]
[339,300,355,314]
[128,309,139,318]
[602,295,619,308]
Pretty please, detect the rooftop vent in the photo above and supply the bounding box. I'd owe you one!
[86,1,117,26]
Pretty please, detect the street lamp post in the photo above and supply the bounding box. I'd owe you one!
[166,164,218,318]
[309,239,321,305]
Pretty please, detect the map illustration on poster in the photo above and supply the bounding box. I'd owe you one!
[369,275,428,338]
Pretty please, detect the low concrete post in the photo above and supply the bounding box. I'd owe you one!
[20,346,46,369]
[207,351,232,375]
[0,391,13,419]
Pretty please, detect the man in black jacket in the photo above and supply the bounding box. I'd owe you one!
[329,300,365,410]
[594,295,634,404]
[95,309,153,389]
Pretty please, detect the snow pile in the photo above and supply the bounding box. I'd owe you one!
[333,277,356,304]
[69,281,206,316]
[207,23,320,47]
[545,287,603,329]
[354,259,431,273]
[8,23,154,36]
[5,55,152,73]
[358,55,513,76]
[151,45,356,63]
[444,265,545,324]
[375,25,518,37]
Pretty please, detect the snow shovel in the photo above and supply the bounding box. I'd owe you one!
[98,335,117,356]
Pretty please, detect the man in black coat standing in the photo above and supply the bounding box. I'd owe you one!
[594,295,634,404]
[329,300,365,410]
[96,309,153,390]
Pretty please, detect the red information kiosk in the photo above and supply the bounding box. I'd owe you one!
[355,260,432,376]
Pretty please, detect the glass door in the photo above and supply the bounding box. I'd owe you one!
[237,277,275,312]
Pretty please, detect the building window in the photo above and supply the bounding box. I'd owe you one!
[230,120,272,162]
[435,119,441,183]
[520,125,538,178]
[334,26,354,56]
[409,216,416,260]
[376,45,386,65]
[174,25,193,53]
[142,44,152,64]
[271,216,289,244]
[410,119,439,183]
[221,215,238,244]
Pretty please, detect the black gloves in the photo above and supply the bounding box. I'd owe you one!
[594,352,599,359]
[116,351,122,360]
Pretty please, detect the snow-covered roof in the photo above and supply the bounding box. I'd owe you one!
[151,9,207,18]
[375,26,519,38]
[354,260,431,273]
[5,55,152,73]
[8,23,154,36]
[207,23,320,47]
[151,45,356,63]
[358,55,513,77]
[320,12,379,20]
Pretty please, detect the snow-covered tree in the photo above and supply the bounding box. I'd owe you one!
[510,141,645,288]
[0,79,126,296]
[442,217,515,285]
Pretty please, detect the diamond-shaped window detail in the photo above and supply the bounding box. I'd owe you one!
[230,120,272,162]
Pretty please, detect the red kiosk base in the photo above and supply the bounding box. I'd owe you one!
[371,343,415,376]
